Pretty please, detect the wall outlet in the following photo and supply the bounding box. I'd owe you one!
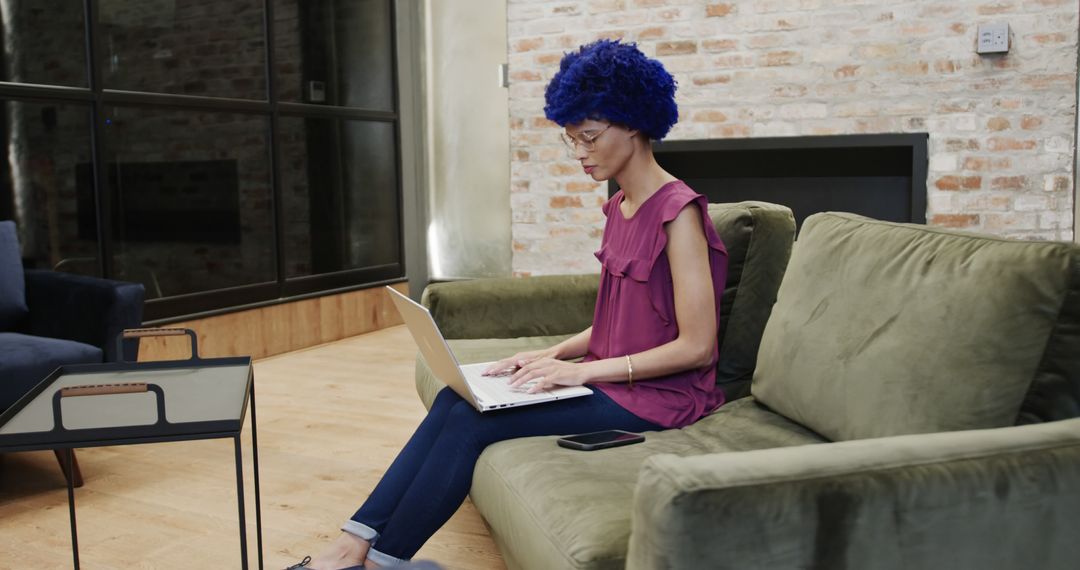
[977,23,1010,54]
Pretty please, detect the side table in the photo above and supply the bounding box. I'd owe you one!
[0,328,263,569]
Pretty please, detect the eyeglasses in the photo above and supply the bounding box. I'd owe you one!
[559,124,612,156]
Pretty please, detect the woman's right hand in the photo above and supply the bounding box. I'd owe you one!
[482,348,557,377]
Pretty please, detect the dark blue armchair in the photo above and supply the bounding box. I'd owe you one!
[0,220,145,485]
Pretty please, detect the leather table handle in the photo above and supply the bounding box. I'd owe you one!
[60,383,149,397]
[122,328,188,339]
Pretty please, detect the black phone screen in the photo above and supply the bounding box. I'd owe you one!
[557,429,645,451]
[565,430,639,445]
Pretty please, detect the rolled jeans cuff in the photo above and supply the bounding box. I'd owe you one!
[366,546,410,567]
[341,519,379,543]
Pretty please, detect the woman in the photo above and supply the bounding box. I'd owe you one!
[290,39,728,569]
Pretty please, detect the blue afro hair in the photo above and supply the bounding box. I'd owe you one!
[544,39,678,141]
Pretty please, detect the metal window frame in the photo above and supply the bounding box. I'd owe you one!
[0,0,407,323]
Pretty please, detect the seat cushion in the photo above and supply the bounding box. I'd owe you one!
[0,221,28,330]
[416,336,825,570]
[752,213,1080,442]
[474,397,824,570]
[0,333,102,410]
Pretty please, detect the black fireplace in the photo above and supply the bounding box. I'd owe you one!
[613,133,928,228]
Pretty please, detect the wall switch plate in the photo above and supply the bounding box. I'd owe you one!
[977,23,1010,54]
[307,81,326,103]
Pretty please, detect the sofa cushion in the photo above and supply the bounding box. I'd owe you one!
[473,397,824,570]
[0,332,102,410]
[0,221,28,330]
[752,213,1080,441]
[707,202,795,400]
[416,336,825,569]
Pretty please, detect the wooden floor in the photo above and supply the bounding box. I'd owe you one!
[0,326,506,569]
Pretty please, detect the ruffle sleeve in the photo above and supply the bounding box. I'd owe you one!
[594,185,727,284]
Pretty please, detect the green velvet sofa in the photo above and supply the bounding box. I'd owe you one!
[414,203,1080,570]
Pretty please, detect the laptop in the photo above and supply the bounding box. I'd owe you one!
[386,287,593,412]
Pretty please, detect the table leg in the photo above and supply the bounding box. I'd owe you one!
[250,385,264,570]
[64,448,80,570]
[234,436,249,570]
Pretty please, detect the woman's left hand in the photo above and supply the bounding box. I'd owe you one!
[506,358,590,394]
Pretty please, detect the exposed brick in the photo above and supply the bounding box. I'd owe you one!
[1032,32,1067,44]
[977,2,1017,15]
[636,26,666,40]
[566,181,600,193]
[705,3,735,17]
[984,213,1038,231]
[510,70,542,82]
[714,53,754,68]
[990,176,1026,190]
[962,176,984,190]
[588,0,626,14]
[963,156,989,170]
[834,65,860,79]
[1044,175,1071,192]
[935,175,983,191]
[935,176,960,191]
[762,50,801,67]
[693,110,728,122]
[692,73,731,86]
[931,214,980,228]
[550,196,584,209]
[656,41,697,56]
[1020,115,1043,130]
[702,39,738,52]
[934,60,959,74]
[986,137,1037,151]
[535,53,563,66]
[513,37,544,52]
[549,163,578,177]
[505,0,1077,275]
[713,124,752,138]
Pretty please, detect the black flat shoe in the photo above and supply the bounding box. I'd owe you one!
[286,556,365,570]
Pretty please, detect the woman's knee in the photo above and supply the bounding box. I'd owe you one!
[444,400,483,429]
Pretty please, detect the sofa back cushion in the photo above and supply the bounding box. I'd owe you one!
[0,221,28,330]
[752,212,1080,441]
[707,202,796,400]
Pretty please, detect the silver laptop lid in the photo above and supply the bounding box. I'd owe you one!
[385,287,484,407]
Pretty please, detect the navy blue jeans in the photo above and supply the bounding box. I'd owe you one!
[348,387,659,563]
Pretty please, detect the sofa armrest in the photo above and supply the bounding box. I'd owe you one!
[421,275,598,339]
[23,270,146,362]
[627,418,1080,570]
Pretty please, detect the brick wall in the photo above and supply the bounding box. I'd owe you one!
[507,0,1079,275]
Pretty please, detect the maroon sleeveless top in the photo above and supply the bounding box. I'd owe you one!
[584,181,729,428]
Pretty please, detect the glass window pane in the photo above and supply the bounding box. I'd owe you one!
[0,100,97,274]
[101,106,274,298]
[98,0,266,99]
[275,0,395,111]
[0,2,87,87]
[279,117,399,277]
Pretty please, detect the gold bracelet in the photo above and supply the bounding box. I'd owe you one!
[625,354,634,390]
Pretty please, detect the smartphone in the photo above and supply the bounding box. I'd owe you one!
[556,429,645,451]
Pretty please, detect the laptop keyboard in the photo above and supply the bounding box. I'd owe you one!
[461,363,546,404]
